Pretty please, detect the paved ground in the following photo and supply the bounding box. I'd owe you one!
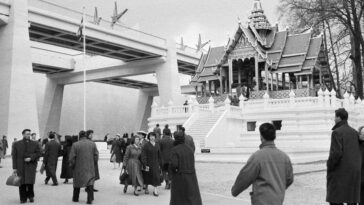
[0,157,327,205]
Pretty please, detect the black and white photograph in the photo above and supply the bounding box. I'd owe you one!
[0,0,364,204]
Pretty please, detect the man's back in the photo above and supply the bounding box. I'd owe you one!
[232,142,293,205]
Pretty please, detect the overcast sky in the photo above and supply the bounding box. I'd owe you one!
[50,0,281,47]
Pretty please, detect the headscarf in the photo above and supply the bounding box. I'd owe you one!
[173,131,185,146]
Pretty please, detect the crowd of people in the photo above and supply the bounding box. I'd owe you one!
[2,108,364,205]
[5,124,202,205]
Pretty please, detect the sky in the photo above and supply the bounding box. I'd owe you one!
[50,0,281,47]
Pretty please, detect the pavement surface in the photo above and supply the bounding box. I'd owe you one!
[0,157,328,205]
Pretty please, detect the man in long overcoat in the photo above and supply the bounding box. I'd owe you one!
[159,130,174,189]
[326,108,361,205]
[2,135,8,158]
[43,132,61,185]
[69,130,99,204]
[169,131,202,205]
[86,130,100,192]
[12,129,41,203]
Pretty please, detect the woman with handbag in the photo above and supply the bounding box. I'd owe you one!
[60,135,73,184]
[122,136,144,196]
[111,135,123,169]
[141,132,162,197]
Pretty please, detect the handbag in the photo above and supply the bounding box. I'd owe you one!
[119,169,129,184]
[6,174,21,187]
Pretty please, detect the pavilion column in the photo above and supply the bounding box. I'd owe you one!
[270,73,274,91]
[237,61,241,85]
[295,76,299,89]
[299,76,303,89]
[319,69,323,85]
[219,76,223,95]
[310,74,314,92]
[228,59,233,94]
[275,73,279,91]
[287,74,291,89]
[265,63,269,92]
[307,75,310,94]
[255,55,260,91]
[282,73,286,90]
[39,78,64,138]
[134,90,153,131]
[0,0,40,146]
[155,39,183,105]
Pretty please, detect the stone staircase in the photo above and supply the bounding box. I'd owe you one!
[184,111,224,148]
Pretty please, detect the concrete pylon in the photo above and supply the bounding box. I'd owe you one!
[155,39,183,106]
[39,78,64,138]
[134,90,153,132]
[0,0,40,142]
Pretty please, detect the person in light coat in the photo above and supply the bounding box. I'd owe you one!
[231,123,293,205]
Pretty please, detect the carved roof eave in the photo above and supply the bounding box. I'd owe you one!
[218,24,270,67]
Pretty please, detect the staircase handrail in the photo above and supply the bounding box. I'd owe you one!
[203,110,227,147]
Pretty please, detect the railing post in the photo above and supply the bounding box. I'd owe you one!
[188,98,194,114]
[263,92,269,109]
[318,88,324,106]
[343,92,349,109]
[239,94,246,110]
[289,90,295,107]
[151,100,158,117]
[208,97,214,113]
[330,89,337,108]
[324,89,331,107]
[349,93,355,110]
[224,97,231,112]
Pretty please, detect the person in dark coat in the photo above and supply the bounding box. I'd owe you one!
[86,130,100,192]
[153,124,162,141]
[163,125,171,137]
[44,132,61,186]
[141,132,162,196]
[169,131,202,205]
[178,126,196,153]
[359,126,364,205]
[60,135,73,184]
[122,136,144,196]
[12,129,41,203]
[69,130,99,204]
[326,108,361,205]
[2,135,8,158]
[159,130,174,189]
[111,134,123,169]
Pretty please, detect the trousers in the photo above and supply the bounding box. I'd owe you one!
[73,186,94,203]
[19,184,34,202]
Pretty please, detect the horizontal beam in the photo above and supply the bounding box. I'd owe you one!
[50,57,166,85]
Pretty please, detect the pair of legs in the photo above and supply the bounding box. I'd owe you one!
[19,184,34,203]
[113,162,121,169]
[162,164,171,189]
[73,185,94,204]
[123,182,140,196]
[45,172,58,185]
[145,185,159,196]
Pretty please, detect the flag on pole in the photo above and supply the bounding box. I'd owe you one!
[76,17,83,41]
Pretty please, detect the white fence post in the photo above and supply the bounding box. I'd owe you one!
[343,92,349,109]
[318,88,324,106]
[289,90,295,107]
[324,89,331,107]
[263,92,269,109]
[209,97,214,113]
[224,97,231,112]
[330,89,337,108]
[239,94,246,110]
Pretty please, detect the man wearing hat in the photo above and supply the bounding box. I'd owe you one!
[169,131,202,205]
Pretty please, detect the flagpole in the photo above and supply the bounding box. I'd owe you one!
[82,3,87,131]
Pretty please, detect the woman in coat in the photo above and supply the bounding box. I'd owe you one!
[60,135,73,183]
[359,126,364,205]
[141,132,162,196]
[122,136,144,196]
[169,131,202,205]
[111,135,123,169]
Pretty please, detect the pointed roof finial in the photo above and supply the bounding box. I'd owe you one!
[238,16,241,24]
[248,0,271,30]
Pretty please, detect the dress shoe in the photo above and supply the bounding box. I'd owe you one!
[145,190,149,195]
[153,191,159,197]
[52,183,58,186]
[72,199,79,202]
[44,179,49,185]
[123,186,127,194]
[134,190,139,196]
[86,201,92,204]
[93,188,98,192]
[20,201,26,204]
[29,198,34,203]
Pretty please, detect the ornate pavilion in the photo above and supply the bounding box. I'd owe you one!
[191,0,333,102]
